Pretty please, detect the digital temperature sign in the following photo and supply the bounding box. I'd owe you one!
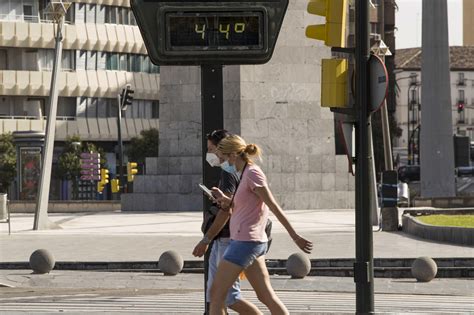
[167,13,263,51]
[130,0,289,65]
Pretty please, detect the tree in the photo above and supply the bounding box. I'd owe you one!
[0,133,17,194]
[126,128,159,165]
[57,136,108,199]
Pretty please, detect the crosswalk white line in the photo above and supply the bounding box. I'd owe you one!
[0,291,472,314]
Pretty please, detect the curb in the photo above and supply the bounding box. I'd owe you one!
[402,214,474,246]
[2,258,473,278]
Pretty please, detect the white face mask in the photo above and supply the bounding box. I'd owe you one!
[206,153,221,167]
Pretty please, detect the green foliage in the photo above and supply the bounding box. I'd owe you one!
[57,136,108,199]
[0,133,17,193]
[126,128,159,165]
[417,215,474,228]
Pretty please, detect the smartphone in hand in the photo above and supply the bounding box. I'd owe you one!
[198,183,216,201]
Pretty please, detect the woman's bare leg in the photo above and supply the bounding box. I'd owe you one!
[209,260,260,315]
[244,256,289,315]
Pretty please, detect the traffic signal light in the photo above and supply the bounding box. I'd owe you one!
[97,181,106,193]
[127,162,138,182]
[100,168,109,184]
[321,59,348,107]
[306,0,347,48]
[457,102,465,113]
[111,179,120,193]
[120,85,134,110]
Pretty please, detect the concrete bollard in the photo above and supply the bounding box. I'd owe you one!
[158,250,183,276]
[286,253,311,279]
[411,257,437,282]
[29,249,55,274]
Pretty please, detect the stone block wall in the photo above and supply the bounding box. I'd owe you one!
[122,1,355,211]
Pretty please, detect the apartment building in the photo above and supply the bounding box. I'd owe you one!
[0,0,160,199]
[394,46,474,163]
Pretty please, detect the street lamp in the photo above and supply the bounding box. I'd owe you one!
[371,39,393,170]
[34,0,71,230]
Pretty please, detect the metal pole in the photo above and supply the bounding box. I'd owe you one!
[200,64,224,314]
[117,94,124,193]
[34,15,65,230]
[355,0,374,313]
[381,99,393,170]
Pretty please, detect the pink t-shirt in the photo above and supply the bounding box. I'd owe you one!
[230,164,269,242]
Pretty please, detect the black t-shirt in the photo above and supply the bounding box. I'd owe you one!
[203,170,239,238]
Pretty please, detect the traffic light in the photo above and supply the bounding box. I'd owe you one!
[457,102,465,113]
[127,162,138,182]
[97,181,106,193]
[100,168,109,184]
[120,84,134,110]
[321,58,348,107]
[306,0,347,48]
[111,179,120,193]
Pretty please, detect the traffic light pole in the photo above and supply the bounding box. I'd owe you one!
[200,64,224,315]
[354,0,374,313]
[117,94,125,193]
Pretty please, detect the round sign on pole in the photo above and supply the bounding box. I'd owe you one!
[369,54,389,112]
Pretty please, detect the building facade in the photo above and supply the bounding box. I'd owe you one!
[0,0,160,199]
[394,47,474,164]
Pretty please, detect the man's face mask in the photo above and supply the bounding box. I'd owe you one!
[206,153,221,167]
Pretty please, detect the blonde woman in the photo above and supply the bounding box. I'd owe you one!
[209,135,313,315]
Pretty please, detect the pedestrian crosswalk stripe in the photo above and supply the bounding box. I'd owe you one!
[0,291,472,313]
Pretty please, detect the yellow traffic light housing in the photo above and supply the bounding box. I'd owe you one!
[100,168,109,184]
[97,181,106,193]
[111,179,120,193]
[321,58,348,108]
[127,162,138,182]
[306,0,347,48]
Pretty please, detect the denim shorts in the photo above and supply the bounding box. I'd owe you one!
[206,238,241,306]
[223,240,268,268]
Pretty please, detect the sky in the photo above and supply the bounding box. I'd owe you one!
[395,0,463,49]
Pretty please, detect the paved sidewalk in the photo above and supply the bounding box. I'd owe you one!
[1,210,473,262]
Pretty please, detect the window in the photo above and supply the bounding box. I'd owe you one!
[97,52,107,70]
[77,97,87,117]
[96,5,106,24]
[130,55,141,72]
[86,51,97,70]
[106,53,118,70]
[76,50,87,70]
[458,72,465,85]
[87,98,98,118]
[119,54,128,71]
[105,6,117,24]
[86,4,96,23]
[97,98,107,118]
[65,2,75,23]
[458,90,465,102]
[76,3,86,23]
[62,50,74,70]
[152,101,159,118]
[23,4,34,21]
[0,50,6,70]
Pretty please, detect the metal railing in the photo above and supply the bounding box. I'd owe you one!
[0,14,71,24]
[0,115,75,121]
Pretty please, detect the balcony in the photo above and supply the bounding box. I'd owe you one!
[0,19,145,53]
[0,116,159,141]
[0,70,160,100]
